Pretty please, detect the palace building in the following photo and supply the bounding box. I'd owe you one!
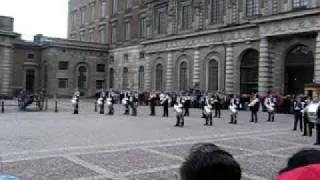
[1,0,320,97]
[68,0,320,96]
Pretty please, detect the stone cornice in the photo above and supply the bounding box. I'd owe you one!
[251,7,320,24]
[0,31,19,38]
[141,24,257,45]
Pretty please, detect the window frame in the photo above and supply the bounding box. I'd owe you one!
[96,80,105,89]
[58,61,69,70]
[96,64,105,72]
[246,0,260,17]
[58,78,69,89]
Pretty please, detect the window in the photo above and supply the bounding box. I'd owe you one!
[90,3,96,22]
[96,64,105,72]
[126,0,133,9]
[155,64,163,91]
[109,56,115,64]
[158,11,167,34]
[179,62,188,90]
[111,24,117,43]
[80,31,85,41]
[139,17,147,38]
[292,0,308,8]
[58,79,68,89]
[59,61,69,70]
[211,0,224,24]
[139,52,145,59]
[123,67,129,89]
[112,0,117,14]
[124,54,129,62]
[109,68,114,88]
[101,0,107,17]
[182,5,193,29]
[124,20,131,41]
[71,11,77,28]
[138,66,144,90]
[27,53,35,59]
[81,7,86,25]
[240,49,259,94]
[89,30,94,42]
[246,0,259,17]
[99,28,105,43]
[96,80,105,89]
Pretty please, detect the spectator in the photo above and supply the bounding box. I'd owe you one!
[178,143,241,180]
[276,149,320,180]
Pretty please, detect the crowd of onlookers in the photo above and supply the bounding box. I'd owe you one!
[178,143,320,180]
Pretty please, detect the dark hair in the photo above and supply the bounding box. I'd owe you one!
[279,148,320,174]
[180,143,241,180]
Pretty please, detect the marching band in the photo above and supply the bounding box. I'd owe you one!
[70,89,320,146]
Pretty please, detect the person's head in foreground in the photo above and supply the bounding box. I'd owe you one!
[178,143,241,180]
[276,148,320,180]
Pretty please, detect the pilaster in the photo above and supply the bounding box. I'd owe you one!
[1,47,13,96]
[225,45,234,95]
[166,52,173,91]
[258,37,271,95]
[144,54,151,91]
[192,48,201,87]
[314,33,320,83]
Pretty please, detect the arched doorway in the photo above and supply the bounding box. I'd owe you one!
[208,59,218,92]
[179,62,188,90]
[285,45,314,95]
[155,64,163,91]
[123,67,129,90]
[240,49,259,94]
[138,66,144,90]
[109,68,114,89]
[77,65,88,96]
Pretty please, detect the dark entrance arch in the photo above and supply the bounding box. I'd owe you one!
[155,64,163,91]
[240,49,259,94]
[208,59,219,92]
[285,45,314,95]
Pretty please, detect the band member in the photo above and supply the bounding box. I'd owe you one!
[293,97,304,131]
[303,97,312,136]
[149,92,156,116]
[229,95,241,124]
[122,92,130,115]
[161,93,170,117]
[214,94,221,118]
[248,94,260,123]
[183,94,191,117]
[302,96,320,145]
[174,97,184,127]
[200,94,207,118]
[129,92,139,116]
[264,94,277,122]
[204,96,214,126]
[72,90,80,114]
[106,90,115,115]
[97,91,106,114]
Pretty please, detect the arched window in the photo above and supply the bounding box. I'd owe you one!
[155,64,163,91]
[109,68,114,89]
[78,66,88,89]
[285,45,314,94]
[208,59,219,92]
[240,49,259,94]
[138,66,144,90]
[179,62,188,90]
[123,67,129,89]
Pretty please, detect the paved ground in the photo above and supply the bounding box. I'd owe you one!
[0,99,319,180]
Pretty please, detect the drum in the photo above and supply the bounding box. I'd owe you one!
[97,98,103,105]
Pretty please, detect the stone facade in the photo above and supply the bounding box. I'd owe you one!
[68,0,320,95]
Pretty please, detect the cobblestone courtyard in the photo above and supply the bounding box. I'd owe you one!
[0,100,319,180]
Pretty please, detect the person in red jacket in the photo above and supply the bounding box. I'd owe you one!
[275,149,320,180]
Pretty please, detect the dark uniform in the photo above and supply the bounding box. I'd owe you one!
[204,97,214,126]
[265,96,276,122]
[214,95,221,118]
[123,93,130,115]
[99,91,106,114]
[303,100,313,137]
[249,96,260,123]
[184,96,191,117]
[149,93,156,116]
[293,100,303,131]
[107,93,115,115]
[174,99,184,127]
[229,97,241,124]
[129,94,138,116]
[161,95,169,117]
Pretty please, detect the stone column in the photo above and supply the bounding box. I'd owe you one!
[166,52,173,91]
[144,54,152,91]
[193,48,201,87]
[225,45,234,94]
[1,47,13,96]
[314,33,320,83]
[258,37,271,95]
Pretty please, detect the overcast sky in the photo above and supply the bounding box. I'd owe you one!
[0,0,68,40]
